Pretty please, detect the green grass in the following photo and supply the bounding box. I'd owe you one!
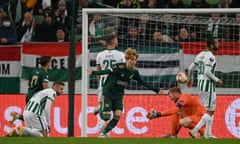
[0,137,239,144]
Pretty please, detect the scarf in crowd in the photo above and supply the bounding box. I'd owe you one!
[8,0,22,24]
[207,18,220,38]
[20,20,35,42]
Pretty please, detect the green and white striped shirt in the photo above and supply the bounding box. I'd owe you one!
[25,88,56,125]
[191,50,219,92]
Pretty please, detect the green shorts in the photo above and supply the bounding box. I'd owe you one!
[101,92,123,112]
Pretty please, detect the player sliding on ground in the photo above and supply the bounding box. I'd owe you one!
[88,48,163,137]
[6,81,64,137]
[147,87,206,138]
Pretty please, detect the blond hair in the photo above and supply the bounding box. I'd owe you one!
[125,48,138,60]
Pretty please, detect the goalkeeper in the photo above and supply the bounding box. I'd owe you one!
[147,87,205,138]
[88,48,162,137]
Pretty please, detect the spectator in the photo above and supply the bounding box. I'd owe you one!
[33,0,51,15]
[3,0,28,26]
[190,0,208,8]
[158,14,177,41]
[229,0,240,8]
[205,0,219,8]
[219,0,229,8]
[35,9,56,41]
[17,11,37,42]
[164,0,184,8]
[0,15,17,44]
[0,9,8,25]
[174,27,192,42]
[22,0,38,10]
[229,13,240,41]
[55,26,68,42]
[152,31,173,43]
[116,0,140,8]
[102,0,120,7]
[156,0,168,8]
[54,0,70,30]
[181,14,202,41]
[121,24,142,47]
[137,14,157,41]
[206,13,228,40]
[140,0,157,8]
[75,0,88,34]
[89,13,104,38]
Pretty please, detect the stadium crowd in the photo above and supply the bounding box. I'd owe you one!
[0,0,240,45]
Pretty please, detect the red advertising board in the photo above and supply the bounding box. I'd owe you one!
[0,94,239,138]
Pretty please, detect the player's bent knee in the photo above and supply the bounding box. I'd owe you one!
[100,111,111,121]
[179,118,191,127]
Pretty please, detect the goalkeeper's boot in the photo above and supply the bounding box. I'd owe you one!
[189,130,197,139]
[16,126,24,136]
[5,129,17,137]
[9,112,19,124]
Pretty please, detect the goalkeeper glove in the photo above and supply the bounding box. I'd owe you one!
[146,109,161,120]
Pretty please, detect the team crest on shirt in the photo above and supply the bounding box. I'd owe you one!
[119,64,125,69]
[121,74,124,77]
[105,104,109,108]
[129,75,134,79]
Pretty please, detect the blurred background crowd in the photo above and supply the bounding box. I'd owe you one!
[0,0,240,45]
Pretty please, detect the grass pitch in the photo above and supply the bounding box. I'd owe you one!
[0,137,239,144]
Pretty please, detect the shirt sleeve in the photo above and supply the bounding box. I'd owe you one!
[205,56,219,82]
[134,70,159,93]
[44,91,55,126]
[161,107,178,116]
[175,94,189,109]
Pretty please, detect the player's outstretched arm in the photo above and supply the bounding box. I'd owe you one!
[88,68,112,76]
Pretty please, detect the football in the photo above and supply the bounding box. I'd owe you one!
[176,72,188,84]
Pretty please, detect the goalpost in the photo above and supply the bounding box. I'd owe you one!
[81,8,240,137]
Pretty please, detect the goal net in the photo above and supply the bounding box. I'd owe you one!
[81,8,240,138]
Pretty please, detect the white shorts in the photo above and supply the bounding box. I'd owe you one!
[23,111,47,131]
[198,91,216,111]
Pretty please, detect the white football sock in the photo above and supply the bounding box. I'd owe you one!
[192,113,211,133]
[205,115,214,136]
[22,127,43,137]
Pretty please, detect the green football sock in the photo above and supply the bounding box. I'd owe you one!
[102,115,120,134]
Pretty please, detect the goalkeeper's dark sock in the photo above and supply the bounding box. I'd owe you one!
[102,115,120,134]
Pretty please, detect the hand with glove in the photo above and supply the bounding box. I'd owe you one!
[146,109,161,120]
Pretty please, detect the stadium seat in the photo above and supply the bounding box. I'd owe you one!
[205,0,219,5]
[182,0,192,6]
[34,15,44,25]
[74,34,82,42]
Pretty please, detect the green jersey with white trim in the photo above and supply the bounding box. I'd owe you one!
[92,63,159,97]
[27,68,49,102]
